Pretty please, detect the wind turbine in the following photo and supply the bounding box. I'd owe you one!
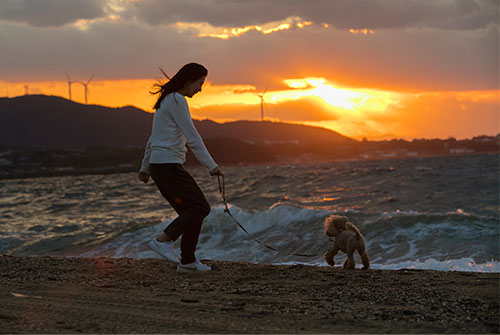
[79,75,94,104]
[257,87,267,121]
[24,85,29,95]
[65,72,74,101]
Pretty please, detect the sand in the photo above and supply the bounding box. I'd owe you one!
[0,256,498,334]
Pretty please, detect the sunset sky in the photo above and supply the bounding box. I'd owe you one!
[0,0,498,140]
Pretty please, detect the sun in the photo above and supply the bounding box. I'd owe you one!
[186,77,399,119]
[304,78,363,111]
[270,78,399,114]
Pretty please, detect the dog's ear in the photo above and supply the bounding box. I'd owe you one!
[324,215,351,235]
[323,216,334,235]
[333,216,348,230]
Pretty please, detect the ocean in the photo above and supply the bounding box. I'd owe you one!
[1,153,499,272]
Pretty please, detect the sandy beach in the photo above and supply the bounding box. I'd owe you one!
[0,256,498,334]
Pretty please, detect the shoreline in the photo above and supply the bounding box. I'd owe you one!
[1,256,499,333]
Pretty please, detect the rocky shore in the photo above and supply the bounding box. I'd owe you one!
[1,256,498,334]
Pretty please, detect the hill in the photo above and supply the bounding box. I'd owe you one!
[195,119,352,145]
[0,95,498,179]
[0,95,352,148]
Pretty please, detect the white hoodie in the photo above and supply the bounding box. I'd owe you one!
[140,92,217,173]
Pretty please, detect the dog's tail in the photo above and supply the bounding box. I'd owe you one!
[346,222,361,240]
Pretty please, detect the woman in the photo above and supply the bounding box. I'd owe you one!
[138,62,223,273]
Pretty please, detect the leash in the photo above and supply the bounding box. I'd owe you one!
[217,175,324,258]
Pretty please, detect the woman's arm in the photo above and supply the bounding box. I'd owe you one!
[171,94,218,171]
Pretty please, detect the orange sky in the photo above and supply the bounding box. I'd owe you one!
[0,0,498,140]
[1,77,498,140]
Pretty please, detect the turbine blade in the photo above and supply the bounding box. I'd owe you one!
[87,74,94,84]
[159,67,171,80]
[65,72,71,81]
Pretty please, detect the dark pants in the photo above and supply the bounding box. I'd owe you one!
[149,163,211,264]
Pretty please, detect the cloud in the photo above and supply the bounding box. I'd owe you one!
[0,0,106,27]
[231,86,257,94]
[201,23,499,92]
[266,96,341,121]
[0,0,497,93]
[1,0,497,32]
[0,18,208,81]
[6,0,495,32]
[191,87,500,139]
[171,16,313,40]
[191,95,340,122]
[126,0,498,31]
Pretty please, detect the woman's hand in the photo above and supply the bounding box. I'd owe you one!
[138,171,150,183]
[209,166,223,176]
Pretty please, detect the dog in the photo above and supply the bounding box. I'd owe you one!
[323,215,370,270]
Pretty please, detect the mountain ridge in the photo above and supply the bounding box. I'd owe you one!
[0,95,353,148]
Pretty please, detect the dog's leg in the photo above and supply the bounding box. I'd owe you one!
[343,255,356,269]
[358,248,370,270]
[344,244,356,269]
[342,258,349,269]
[323,246,338,267]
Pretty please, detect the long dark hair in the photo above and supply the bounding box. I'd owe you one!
[150,62,208,110]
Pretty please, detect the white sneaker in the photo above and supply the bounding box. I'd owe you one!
[148,239,179,263]
[177,259,212,273]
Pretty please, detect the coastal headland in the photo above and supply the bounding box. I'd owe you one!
[1,256,498,333]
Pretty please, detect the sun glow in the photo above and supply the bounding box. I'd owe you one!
[274,78,399,113]
[4,77,497,141]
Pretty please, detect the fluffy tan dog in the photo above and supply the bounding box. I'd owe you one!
[323,215,370,270]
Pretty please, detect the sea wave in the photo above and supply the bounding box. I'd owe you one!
[4,154,499,273]
[80,203,499,272]
[275,258,499,273]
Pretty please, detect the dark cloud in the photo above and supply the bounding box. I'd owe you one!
[0,0,497,92]
[232,87,257,94]
[0,0,496,31]
[0,0,105,27]
[127,0,498,31]
[0,18,206,81]
[202,23,499,92]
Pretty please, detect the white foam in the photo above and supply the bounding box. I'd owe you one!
[78,204,499,273]
[221,203,330,233]
[80,217,174,259]
[274,258,499,273]
[370,258,499,273]
[79,204,330,262]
